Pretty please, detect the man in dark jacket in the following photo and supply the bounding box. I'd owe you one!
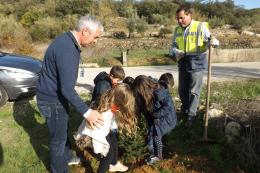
[36,15,104,173]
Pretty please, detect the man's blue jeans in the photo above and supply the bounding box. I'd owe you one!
[37,99,72,173]
[178,70,204,118]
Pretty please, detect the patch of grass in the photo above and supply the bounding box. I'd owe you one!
[0,103,13,118]
[0,99,49,173]
[83,48,176,66]
[127,48,175,66]
[91,49,122,67]
[201,80,260,104]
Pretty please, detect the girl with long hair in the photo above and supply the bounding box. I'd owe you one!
[75,83,136,173]
[132,75,177,165]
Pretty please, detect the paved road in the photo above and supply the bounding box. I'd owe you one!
[76,62,260,93]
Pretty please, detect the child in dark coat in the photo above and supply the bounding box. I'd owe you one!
[133,75,177,165]
[91,65,125,108]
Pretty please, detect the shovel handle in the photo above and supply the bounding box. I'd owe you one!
[203,36,212,139]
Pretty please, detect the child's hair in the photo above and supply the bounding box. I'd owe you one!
[123,76,134,88]
[109,65,125,80]
[97,83,136,134]
[132,75,159,113]
[159,73,174,88]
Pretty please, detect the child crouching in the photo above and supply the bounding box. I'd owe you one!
[133,75,177,165]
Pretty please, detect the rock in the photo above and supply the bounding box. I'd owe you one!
[210,103,222,110]
[208,108,224,118]
[225,121,241,144]
[242,30,260,37]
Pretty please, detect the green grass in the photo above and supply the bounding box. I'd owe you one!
[0,99,49,173]
[127,48,175,66]
[83,48,176,67]
[0,80,259,173]
[200,79,260,107]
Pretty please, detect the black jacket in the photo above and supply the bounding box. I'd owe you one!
[91,71,112,108]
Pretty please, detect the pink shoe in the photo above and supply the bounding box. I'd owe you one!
[109,161,128,172]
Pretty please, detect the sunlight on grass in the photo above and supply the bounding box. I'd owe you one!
[0,99,49,173]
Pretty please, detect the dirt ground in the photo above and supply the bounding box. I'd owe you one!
[70,99,260,173]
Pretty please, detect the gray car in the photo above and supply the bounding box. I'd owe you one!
[0,52,42,107]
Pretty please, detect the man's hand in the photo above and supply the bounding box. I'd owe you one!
[175,49,184,61]
[169,48,184,62]
[86,110,104,129]
[210,38,220,48]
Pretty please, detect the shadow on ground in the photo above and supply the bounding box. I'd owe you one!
[12,98,50,171]
[12,97,96,173]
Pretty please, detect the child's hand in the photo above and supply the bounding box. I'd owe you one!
[86,110,104,129]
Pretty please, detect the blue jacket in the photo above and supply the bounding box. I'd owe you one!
[36,32,88,115]
[151,85,177,138]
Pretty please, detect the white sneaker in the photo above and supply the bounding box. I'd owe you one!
[68,156,81,166]
[145,156,161,165]
[109,161,128,172]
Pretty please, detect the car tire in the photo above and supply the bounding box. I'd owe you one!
[0,86,8,107]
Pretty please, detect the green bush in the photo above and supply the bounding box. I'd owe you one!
[126,17,136,38]
[208,16,225,28]
[30,17,63,41]
[135,18,148,36]
[159,27,172,38]
[20,6,45,27]
[230,16,251,30]
[0,3,15,15]
[150,14,168,25]
[62,14,78,31]
[55,0,92,16]
[0,14,30,47]
[113,31,127,39]
[126,17,148,37]
[116,4,135,18]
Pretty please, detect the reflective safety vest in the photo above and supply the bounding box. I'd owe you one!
[175,21,208,55]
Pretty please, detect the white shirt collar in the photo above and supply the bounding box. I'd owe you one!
[71,31,82,48]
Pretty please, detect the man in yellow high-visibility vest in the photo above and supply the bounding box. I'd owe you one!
[169,4,219,127]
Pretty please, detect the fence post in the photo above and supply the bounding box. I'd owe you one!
[122,51,127,66]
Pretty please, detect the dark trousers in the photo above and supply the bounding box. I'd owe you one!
[37,99,72,173]
[178,70,204,117]
[147,126,163,158]
[97,130,118,173]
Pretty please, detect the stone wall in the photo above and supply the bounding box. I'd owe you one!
[212,48,260,62]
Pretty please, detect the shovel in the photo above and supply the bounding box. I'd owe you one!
[201,36,215,143]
